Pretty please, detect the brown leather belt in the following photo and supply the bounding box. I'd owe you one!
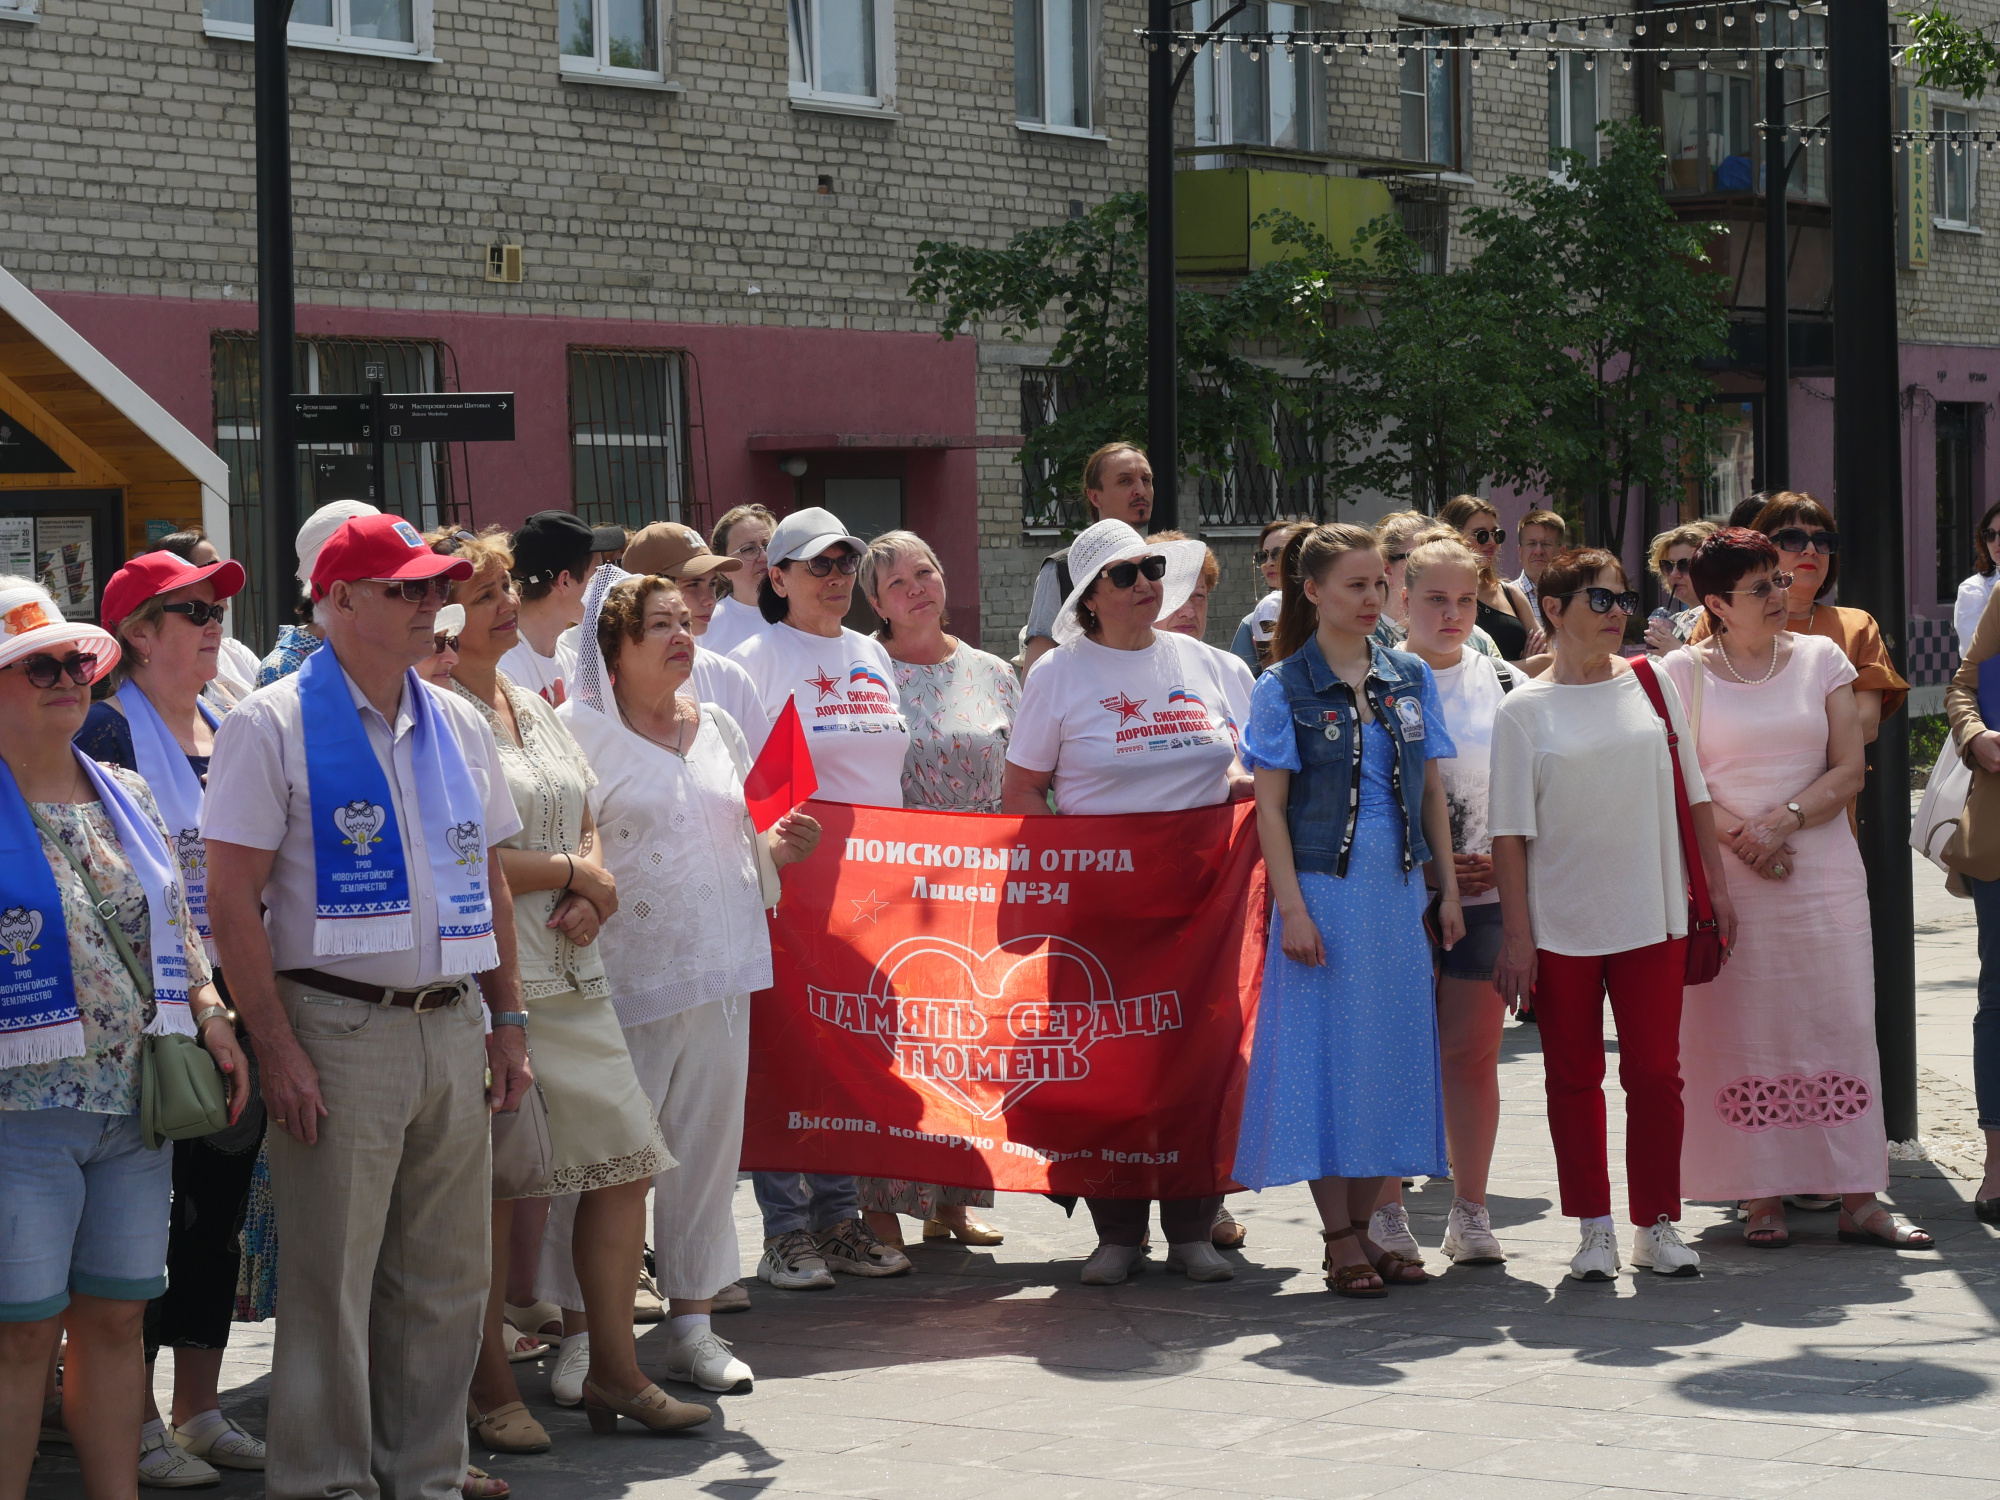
[279,968,469,1013]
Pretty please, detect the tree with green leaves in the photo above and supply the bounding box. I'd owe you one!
[1901,4,2000,98]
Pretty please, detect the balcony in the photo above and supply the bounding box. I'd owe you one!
[1175,168,1394,277]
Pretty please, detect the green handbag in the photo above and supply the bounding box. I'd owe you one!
[26,801,229,1150]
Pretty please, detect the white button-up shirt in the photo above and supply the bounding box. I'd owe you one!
[202,654,521,988]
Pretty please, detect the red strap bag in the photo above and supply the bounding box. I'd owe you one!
[1630,657,1726,985]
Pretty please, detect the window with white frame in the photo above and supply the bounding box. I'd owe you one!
[202,0,426,56]
[561,0,664,81]
[1399,26,1459,168]
[1936,106,1978,228]
[1016,0,1092,132]
[1191,1,1321,152]
[789,0,894,109]
[1547,50,1598,171]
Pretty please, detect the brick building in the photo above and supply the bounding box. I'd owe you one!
[2,0,1998,677]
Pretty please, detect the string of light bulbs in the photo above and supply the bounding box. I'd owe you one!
[1134,30,1885,73]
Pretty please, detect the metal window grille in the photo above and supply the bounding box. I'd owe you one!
[1397,193,1450,274]
[1019,367,1093,530]
[1937,401,1983,605]
[211,334,462,648]
[567,348,700,534]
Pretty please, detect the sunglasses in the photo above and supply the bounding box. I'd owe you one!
[12,651,98,689]
[1255,546,1288,565]
[1097,555,1169,590]
[1556,587,1641,615]
[1466,527,1506,545]
[1660,558,1693,577]
[1770,527,1838,556]
[431,631,461,654]
[370,577,455,604]
[1723,572,1796,603]
[1983,527,2000,546]
[791,553,861,578]
[1384,550,1410,566]
[161,599,228,626]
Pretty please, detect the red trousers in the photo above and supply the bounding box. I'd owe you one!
[1534,940,1686,1225]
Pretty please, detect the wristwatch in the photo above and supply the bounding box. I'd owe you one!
[490,1011,530,1029]
[1787,801,1806,829]
[191,1002,234,1032]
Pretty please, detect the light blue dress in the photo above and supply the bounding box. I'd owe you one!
[1232,673,1451,1188]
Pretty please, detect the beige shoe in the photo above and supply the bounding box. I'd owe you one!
[922,1214,1005,1246]
[467,1399,551,1454]
[582,1380,711,1433]
[173,1415,266,1471]
[502,1299,563,1337]
[710,1280,751,1314]
[634,1270,666,1323]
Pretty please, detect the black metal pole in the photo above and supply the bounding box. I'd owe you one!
[1829,0,1917,1142]
[370,377,385,504]
[1764,54,1791,492]
[1146,0,1178,533]
[255,0,297,653]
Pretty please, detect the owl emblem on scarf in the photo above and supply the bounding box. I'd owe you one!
[335,801,387,855]
[175,828,206,884]
[162,881,183,930]
[0,906,42,966]
[446,821,484,869]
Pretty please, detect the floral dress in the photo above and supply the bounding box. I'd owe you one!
[857,642,1020,1218]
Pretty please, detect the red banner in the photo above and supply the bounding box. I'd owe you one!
[743,800,1265,1199]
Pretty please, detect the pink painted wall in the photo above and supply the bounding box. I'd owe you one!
[36,292,987,644]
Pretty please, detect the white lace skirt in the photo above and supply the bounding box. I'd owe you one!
[514,985,675,1199]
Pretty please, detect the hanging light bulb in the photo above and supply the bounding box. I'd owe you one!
[1787,4,1799,16]
[1471,47,1482,66]
[1659,54,1670,68]
[1667,19,1678,32]
[1508,47,1518,64]
[1892,138,1903,153]
[1699,49,1710,67]
[1433,47,1445,65]
[1622,50,1633,68]
[1773,49,1784,66]
[1396,43,1408,61]
[1635,21,1647,33]
[1813,46,1825,65]
[1754,8,1767,22]
[1723,9,1736,23]
[1584,53,1595,69]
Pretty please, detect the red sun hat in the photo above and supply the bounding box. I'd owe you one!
[312,514,473,600]
[101,550,248,634]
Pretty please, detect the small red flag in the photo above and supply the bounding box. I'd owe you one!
[743,696,817,832]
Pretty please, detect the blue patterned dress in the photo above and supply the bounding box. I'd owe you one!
[1232,672,1451,1187]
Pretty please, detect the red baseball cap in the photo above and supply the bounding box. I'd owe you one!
[101,550,247,633]
[311,514,473,600]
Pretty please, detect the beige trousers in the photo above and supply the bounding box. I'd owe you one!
[265,978,490,1500]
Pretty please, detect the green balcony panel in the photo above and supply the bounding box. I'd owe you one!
[1175,168,1393,276]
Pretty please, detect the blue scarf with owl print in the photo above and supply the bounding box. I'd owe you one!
[117,681,220,959]
[297,645,498,972]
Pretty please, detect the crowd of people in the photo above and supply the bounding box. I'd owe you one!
[2,442,1982,1500]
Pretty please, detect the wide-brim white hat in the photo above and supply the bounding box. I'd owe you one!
[1051,519,1207,646]
[0,580,120,681]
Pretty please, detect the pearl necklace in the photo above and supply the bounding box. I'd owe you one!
[1717,636,1779,686]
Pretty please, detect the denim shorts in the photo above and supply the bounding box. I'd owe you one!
[0,1107,172,1321]
[1436,901,1506,982]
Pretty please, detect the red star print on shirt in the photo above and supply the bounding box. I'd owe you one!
[1099,692,1148,725]
[808,667,842,700]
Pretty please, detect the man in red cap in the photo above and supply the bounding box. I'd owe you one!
[202,513,530,1500]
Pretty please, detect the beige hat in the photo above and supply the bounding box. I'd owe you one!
[622,522,742,581]
[295,500,381,582]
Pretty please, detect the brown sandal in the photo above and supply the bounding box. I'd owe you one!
[1322,1226,1386,1298]
[1371,1247,1429,1285]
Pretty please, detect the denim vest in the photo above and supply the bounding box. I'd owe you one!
[1270,636,1435,878]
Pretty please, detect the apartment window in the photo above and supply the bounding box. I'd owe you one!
[789,0,894,109]
[1938,402,1983,604]
[1935,108,1978,227]
[569,349,691,532]
[1016,0,1092,132]
[202,0,427,57]
[1398,194,1449,274]
[1548,51,1599,170]
[1191,2,1321,152]
[1398,27,1459,168]
[561,0,663,80]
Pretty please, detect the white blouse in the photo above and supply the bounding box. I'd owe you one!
[557,696,773,1028]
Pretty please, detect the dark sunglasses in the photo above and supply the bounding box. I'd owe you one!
[11,651,98,689]
[371,577,455,604]
[1098,555,1169,590]
[792,553,861,579]
[1982,527,2000,547]
[1660,558,1693,577]
[1556,587,1641,615]
[161,599,228,626]
[1723,572,1795,603]
[431,631,461,654]
[1770,526,1838,556]
[1255,546,1287,565]
[1385,550,1410,566]
[1466,526,1506,545]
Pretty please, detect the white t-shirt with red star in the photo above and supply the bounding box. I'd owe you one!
[728,622,910,808]
[1010,631,1241,817]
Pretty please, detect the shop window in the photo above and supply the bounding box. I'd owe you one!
[1938,402,1983,604]
[568,348,691,532]
[203,0,427,57]
[1190,2,1321,153]
[1398,24,1458,168]
[1935,108,1978,227]
[1015,0,1093,133]
[1548,50,1599,171]
[561,0,666,82]
[789,0,894,110]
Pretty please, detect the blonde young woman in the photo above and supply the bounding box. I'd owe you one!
[1642,522,1718,655]
[1439,496,1543,661]
[1374,512,1504,662]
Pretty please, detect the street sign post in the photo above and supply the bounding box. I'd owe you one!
[293,390,515,508]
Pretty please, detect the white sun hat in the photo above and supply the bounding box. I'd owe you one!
[0,579,120,680]
[1051,519,1207,646]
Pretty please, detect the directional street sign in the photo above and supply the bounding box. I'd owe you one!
[381,392,515,444]
[310,453,374,503]
[292,394,373,444]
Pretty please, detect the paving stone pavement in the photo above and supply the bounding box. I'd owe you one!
[30,839,2000,1500]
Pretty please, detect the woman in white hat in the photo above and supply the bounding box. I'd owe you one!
[1000,518,1252,1286]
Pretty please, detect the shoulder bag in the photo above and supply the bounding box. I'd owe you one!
[1629,658,1726,985]
[25,801,230,1149]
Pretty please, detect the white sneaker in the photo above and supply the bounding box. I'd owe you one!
[1163,1241,1234,1282]
[174,1415,265,1471]
[1570,1220,1621,1282]
[758,1229,836,1290]
[1631,1215,1702,1276]
[549,1331,590,1407]
[139,1426,218,1489]
[1369,1203,1421,1259]
[1079,1242,1146,1285]
[1441,1199,1505,1266]
[662,1326,754,1393]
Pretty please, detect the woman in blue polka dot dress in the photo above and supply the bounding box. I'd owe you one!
[1233,523,1458,1298]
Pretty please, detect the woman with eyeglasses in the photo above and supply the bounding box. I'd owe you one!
[1953,499,2000,653]
[1658,529,1929,1252]
[1230,518,1312,673]
[1440,496,1543,662]
[703,504,779,659]
[419,529,687,1448]
[1003,519,1251,1286]
[1642,522,1719,655]
[0,577,249,1500]
[71,552,273,1487]
[1490,547,1736,1283]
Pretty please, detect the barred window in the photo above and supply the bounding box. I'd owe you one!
[1019,367,1091,531]
[1398,194,1449,275]
[568,348,693,532]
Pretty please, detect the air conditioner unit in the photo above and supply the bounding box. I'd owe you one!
[485,243,523,283]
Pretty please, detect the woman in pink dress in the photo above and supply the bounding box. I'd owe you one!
[1660,529,1931,1251]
